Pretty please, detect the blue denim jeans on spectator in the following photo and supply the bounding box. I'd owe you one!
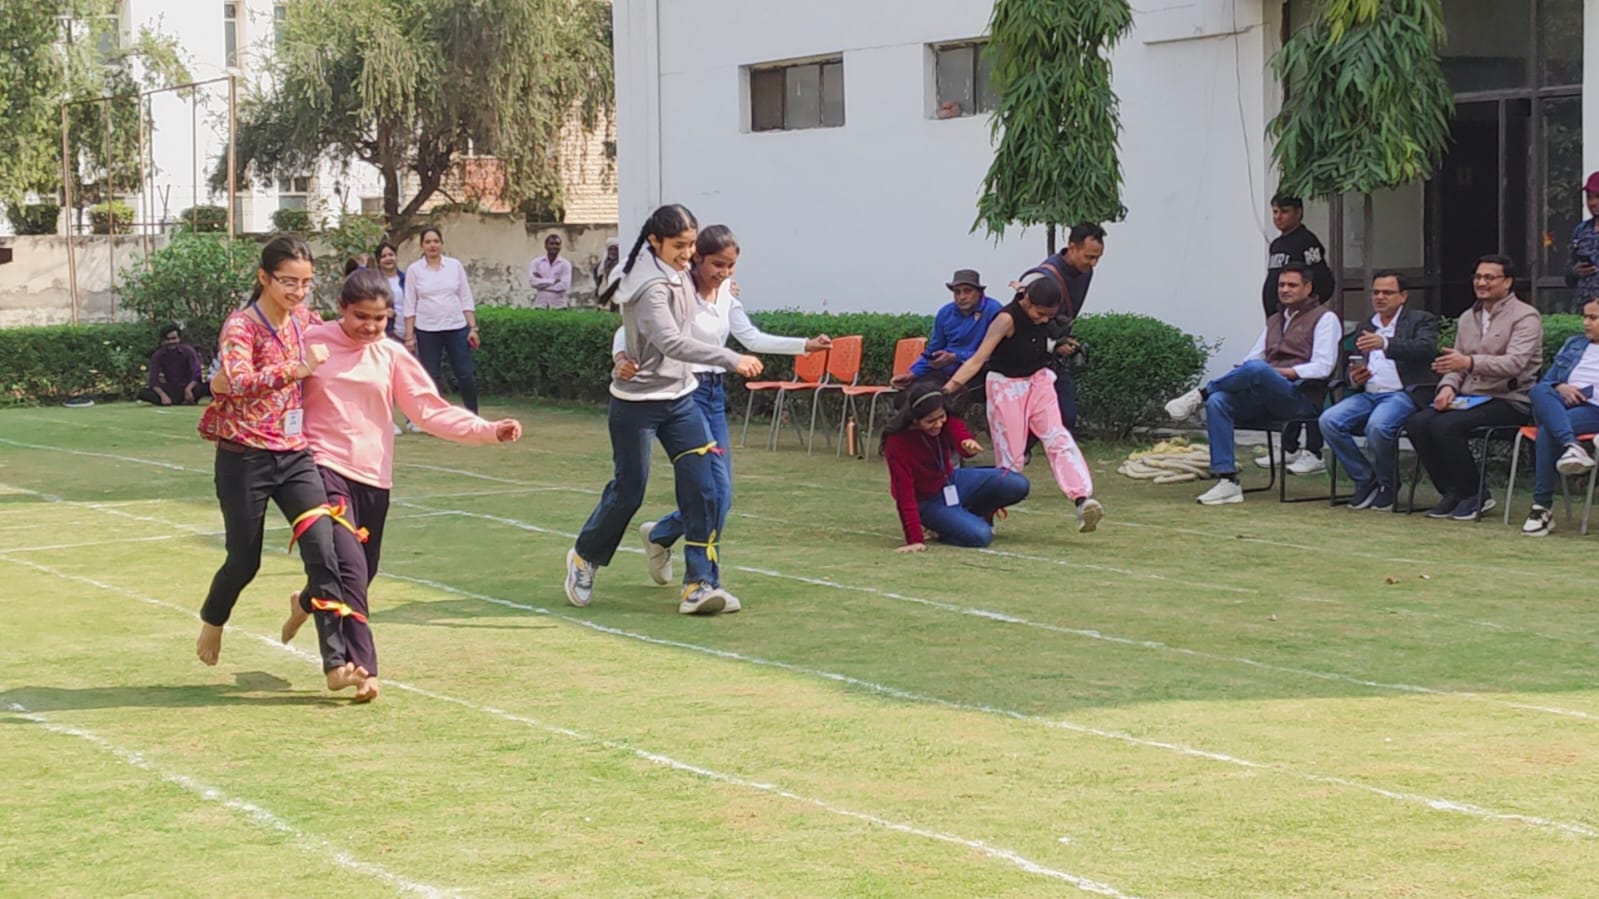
[575,395,721,587]
[415,325,478,413]
[1203,360,1321,475]
[1318,390,1418,488]
[650,374,731,547]
[1528,382,1599,506]
[916,467,1031,547]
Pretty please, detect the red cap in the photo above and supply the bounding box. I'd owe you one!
[1585,172,1599,195]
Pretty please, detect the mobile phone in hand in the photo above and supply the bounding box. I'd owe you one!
[1347,354,1366,369]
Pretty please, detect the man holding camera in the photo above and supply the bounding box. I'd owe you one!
[1317,272,1439,512]
[1021,221,1105,432]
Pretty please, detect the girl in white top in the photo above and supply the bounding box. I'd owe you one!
[613,225,830,587]
[402,227,481,412]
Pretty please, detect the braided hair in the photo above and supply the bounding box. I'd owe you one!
[621,204,699,275]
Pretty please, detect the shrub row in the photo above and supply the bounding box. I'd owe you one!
[1,307,1214,436]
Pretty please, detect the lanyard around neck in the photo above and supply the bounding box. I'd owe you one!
[251,302,304,361]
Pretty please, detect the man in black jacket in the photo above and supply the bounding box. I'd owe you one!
[1020,221,1105,434]
[1317,271,1439,511]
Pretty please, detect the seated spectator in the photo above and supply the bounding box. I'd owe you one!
[1319,271,1439,511]
[1519,297,1599,536]
[882,380,1029,551]
[137,324,210,406]
[1408,254,1542,520]
[891,269,1001,388]
[1163,263,1340,505]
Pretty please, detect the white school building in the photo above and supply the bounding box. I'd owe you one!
[613,0,1598,375]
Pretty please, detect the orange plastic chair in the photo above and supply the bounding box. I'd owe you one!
[739,348,830,450]
[805,336,863,454]
[1503,425,1599,533]
[838,337,926,459]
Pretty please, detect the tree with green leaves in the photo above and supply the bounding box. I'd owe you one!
[974,0,1133,252]
[220,0,613,239]
[0,0,187,225]
[1268,0,1453,304]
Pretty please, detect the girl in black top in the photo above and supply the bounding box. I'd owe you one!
[942,278,1103,533]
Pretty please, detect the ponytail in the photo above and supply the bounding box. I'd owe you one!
[620,203,699,275]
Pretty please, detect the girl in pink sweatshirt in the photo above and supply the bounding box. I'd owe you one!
[260,269,521,702]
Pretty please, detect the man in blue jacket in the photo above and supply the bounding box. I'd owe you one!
[1520,297,1599,535]
[893,269,1000,387]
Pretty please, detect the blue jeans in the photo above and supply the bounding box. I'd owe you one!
[1318,390,1417,488]
[650,375,731,547]
[1203,360,1321,475]
[575,395,721,587]
[916,467,1031,547]
[415,326,478,413]
[1528,382,1599,505]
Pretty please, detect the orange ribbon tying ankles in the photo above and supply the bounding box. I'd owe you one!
[286,501,370,552]
[310,597,368,624]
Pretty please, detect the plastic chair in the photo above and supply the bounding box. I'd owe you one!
[838,337,926,459]
[806,335,863,454]
[1501,425,1599,533]
[739,348,829,450]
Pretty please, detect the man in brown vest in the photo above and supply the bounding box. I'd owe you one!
[1408,254,1542,520]
[1164,264,1341,504]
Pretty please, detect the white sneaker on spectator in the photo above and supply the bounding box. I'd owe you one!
[640,521,672,586]
[392,422,403,436]
[1163,389,1203,422]
[1556,443,1596,476]
[405,421,423,433]
[1197,479,1244,505]
[1521,505,1555,537]
[1287,450,1326,476]
[1253,451,1280,470]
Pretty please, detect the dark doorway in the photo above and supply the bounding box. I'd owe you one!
[1436,100,1532,316]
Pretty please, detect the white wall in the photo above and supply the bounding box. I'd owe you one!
[616,0,1284,374]
[1588,0,1599,185]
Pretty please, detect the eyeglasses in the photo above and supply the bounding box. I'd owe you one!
[270,274,316,292]
[1471,274,1508,283]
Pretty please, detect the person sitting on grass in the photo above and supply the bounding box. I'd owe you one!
[883,380,1030,552]
[138,324,210,407]
[1519,297,1599,536]
[1163,263,1340,506]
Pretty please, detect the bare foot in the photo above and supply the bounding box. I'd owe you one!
[352,677,380,704]
[281,591,309,644]
[325,662,367,692]
[196,623,224,666]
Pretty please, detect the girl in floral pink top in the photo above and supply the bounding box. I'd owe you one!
[195,236,364,694]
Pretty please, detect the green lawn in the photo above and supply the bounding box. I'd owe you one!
[2,400,1597,897]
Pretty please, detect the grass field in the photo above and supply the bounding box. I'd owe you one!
[3,399,1599,898]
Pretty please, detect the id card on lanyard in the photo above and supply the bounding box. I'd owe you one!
[928,435,958,505]
[251,302,306,434]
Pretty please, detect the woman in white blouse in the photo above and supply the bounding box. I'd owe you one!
[403,227,480,412]
[613,225,829,586]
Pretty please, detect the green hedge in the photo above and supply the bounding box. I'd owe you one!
[11,203,60,235]
[0,322,169,405]
[1438,313,1582,365]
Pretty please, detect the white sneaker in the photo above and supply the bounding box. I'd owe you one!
[1521,505,1555,537]
[678,582,726,616]
[405,421,423,433]
[564,548,595,607]
[1197,479,1244,505]
[1075,497,1104,533]
[392,422,403,436]
[714,587,742,614]
[1287,450,1326,476]
[1556,443,1596,476]
[640,521,672,586]
[1253,451,1279,470]
[1164,389,1204,422]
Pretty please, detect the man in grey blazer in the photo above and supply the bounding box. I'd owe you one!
[1406,255,1543,521]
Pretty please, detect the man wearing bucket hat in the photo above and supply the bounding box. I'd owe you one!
[894,269,1001,387]
[1565,172,1599,308]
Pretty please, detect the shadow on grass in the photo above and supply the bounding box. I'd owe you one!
[1,671,343,712]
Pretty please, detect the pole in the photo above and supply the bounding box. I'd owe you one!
[138,95,152,260]
[227,74,237,238]
[62,104,80,325]
[191,87,198,233]
[104,98,117,321]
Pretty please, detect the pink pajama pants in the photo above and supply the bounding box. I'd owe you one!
[985,369,1093,500]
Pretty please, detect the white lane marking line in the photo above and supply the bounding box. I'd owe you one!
[396,501,1599,725]
[26,414,193,442]
[6,533,185,553]
[380,569,1599,839]
[3,558,1134,896]
[0,437,206,473]
[3,699,461,897]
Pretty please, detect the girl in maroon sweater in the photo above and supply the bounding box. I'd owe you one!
[881,381,1030,551]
